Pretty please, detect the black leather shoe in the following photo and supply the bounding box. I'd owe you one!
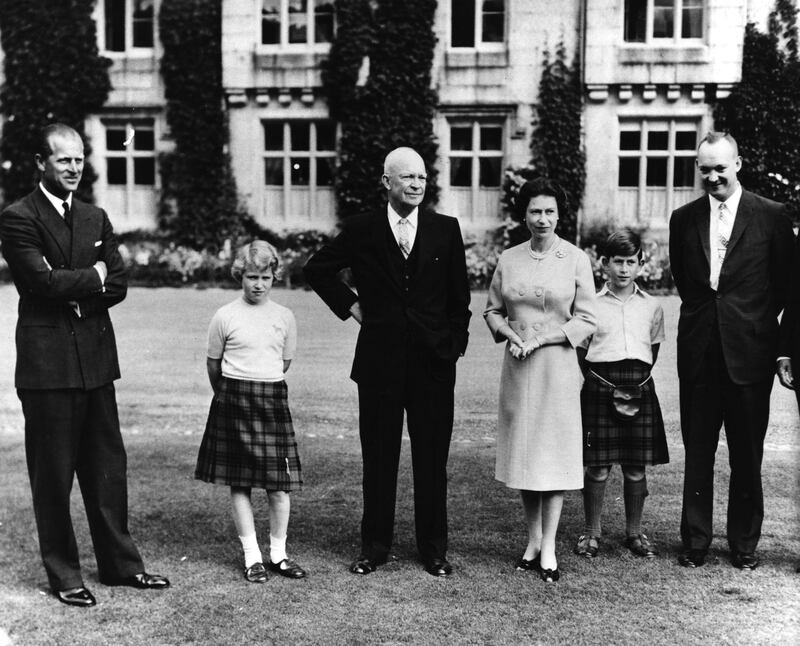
[269,558,307,579]
[678,550,707,568]
[106,572,170,589]
[424,558,452,577]
[244,562,268,583]
[56,587,96,608]
[515,555,541,572]
[349,555,386,575]
[731,552,759,570]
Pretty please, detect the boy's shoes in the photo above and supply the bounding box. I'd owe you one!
[731,552,759,570]
[244,562,268,583]
[269,558,307,579]
[625,534,658,558]
[574,534,600,558]
[677,549,707,568]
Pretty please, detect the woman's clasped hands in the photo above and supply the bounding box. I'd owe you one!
[509,336,542,360]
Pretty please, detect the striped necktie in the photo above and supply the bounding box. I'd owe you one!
[397,218,410,258]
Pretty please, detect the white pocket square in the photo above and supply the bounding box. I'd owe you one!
[94,240,102,247]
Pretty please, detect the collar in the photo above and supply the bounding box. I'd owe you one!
[39,182,72,215]
[387,204,418,229]
[708,182,742,215]
[598,281,643,302]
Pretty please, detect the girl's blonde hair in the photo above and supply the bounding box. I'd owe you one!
[231,240,283,282]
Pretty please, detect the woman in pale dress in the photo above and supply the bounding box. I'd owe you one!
[484,178,596,582]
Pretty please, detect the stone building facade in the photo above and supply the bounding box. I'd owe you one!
[3,0,773,237]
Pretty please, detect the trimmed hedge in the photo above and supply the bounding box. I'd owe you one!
[0,0,111,206]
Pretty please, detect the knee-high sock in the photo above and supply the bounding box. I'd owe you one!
[624,476,649,537]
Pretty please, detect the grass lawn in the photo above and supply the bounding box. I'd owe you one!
[0,284,798,645]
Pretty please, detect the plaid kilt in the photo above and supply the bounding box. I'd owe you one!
[581,359,669,467]
[195,378,302,491]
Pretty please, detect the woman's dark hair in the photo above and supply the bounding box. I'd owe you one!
[602,228,643,261]
[514,177,569,222]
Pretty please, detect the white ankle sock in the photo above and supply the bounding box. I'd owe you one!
[239,534,263,568]
[270,534,287,564]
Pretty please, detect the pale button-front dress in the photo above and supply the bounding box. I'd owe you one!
[484,237,596,491]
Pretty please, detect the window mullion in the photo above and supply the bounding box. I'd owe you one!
[474,2,482,47]
[646,0,654,44]
[281,0,289,46]
[674,0,683,43]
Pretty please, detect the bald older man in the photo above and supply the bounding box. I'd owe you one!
[304,147,471,576]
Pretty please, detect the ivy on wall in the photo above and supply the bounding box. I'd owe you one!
[529,41,585,244]
[0,0,111,207]
[714,1,800,221]
[159,0,252,251]
[322,0,440,218]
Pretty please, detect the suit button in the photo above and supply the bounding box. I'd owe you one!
[518,289,524,296]
[535,288,543,297]
[534,323,542,331]
[520,324,526,330]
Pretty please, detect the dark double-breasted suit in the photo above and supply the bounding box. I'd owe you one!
[304,208,471,561]
[669,189,795,554]
[0,187,143,590]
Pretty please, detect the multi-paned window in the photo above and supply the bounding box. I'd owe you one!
[105,120,156,186]
[263,120,336,222]
[618,119,698,223]
[104,0,154,52]
[261,0,335,46]
[451,0,505,48]
[447,119,504,221]
[624,0,703,43]
[101,118,158,230]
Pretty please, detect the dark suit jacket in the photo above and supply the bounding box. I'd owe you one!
[778,233,800,364]
[0,187,127,390]
[303,208,471,385]
[669,189,794,385]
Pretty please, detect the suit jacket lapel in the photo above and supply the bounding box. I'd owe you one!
[372,210,402,292]
[724,190,754,258]
[691,198,711,271]
[31,188,71,264]
[413,209,434,279]
[70,200,94,268]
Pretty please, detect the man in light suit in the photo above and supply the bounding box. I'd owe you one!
[304,147,471,577]
[0,124,169,607]
[669,131,794,570]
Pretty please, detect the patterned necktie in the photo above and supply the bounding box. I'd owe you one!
[62,201,72,229]
[717,202,732,262]
[397,217,410,258]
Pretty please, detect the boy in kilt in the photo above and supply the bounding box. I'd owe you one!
[195,241,306,583]
[574,229,669,559]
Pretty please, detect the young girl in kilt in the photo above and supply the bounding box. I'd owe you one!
[574,229,668,559]
[195,241,306,583]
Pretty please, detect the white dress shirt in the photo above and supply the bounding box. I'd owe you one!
[708,183,742,291]
[387,204,418,253]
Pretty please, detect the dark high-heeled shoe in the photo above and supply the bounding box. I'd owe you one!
[515,555,541,572]
[539,566,560,583]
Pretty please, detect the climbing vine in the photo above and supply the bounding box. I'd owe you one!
[322,0,440,218]
[159,0,252,251]
[0,0,110,206]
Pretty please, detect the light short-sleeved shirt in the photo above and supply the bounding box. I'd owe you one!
[580,282,665,366]
[207,297,296,382]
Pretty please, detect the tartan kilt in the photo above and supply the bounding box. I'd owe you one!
[195,377,302,491]
[581,359,669,467]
